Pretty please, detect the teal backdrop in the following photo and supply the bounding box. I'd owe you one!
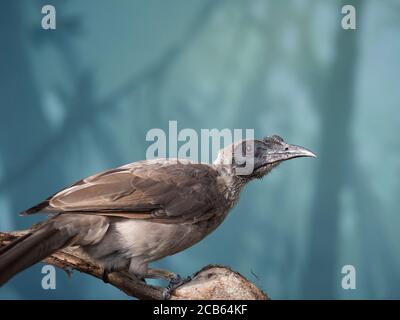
[0,0,399,299]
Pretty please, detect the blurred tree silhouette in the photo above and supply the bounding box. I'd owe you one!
[1,0,400,299]
[301,0,362,298]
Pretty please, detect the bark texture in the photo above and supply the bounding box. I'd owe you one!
[0,230,268,300]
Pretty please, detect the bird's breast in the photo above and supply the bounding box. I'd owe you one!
[112,219,211,262]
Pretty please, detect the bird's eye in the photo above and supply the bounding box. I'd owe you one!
[285,147,289,151]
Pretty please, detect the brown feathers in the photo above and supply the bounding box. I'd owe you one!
[22,159,226,223]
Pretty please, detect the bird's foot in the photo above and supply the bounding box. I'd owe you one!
[162,275,192,300]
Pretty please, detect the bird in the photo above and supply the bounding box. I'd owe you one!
[0,135,315,298]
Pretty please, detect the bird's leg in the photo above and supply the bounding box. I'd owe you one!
[102,268,146,284]
[120,270,147,284]
[146,268,177,281]
[102,269,110,283]
[146,268,192,299]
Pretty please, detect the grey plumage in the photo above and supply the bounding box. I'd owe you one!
[0,136,315,288]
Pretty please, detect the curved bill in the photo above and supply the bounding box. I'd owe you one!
[267,144,317,164]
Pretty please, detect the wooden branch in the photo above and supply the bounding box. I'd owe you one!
[0,230,268,300]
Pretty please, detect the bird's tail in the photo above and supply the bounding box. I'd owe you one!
[0,220,76,286]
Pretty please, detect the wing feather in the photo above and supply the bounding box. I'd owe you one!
[21,160,222,223]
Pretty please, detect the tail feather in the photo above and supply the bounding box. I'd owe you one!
[19,200,50,216]
[0,232,32,256]
[0,223,74,286]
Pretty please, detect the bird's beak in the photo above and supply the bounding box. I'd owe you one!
[284,144,317,159]
[266,144,317,164]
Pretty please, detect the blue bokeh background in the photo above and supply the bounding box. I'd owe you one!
[1,0,400,299]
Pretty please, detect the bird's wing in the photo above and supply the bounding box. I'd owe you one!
[21,160,223,223]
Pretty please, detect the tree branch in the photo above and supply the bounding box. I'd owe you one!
[0,230,268,300]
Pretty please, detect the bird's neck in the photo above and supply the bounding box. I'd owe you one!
[214,164,249,204]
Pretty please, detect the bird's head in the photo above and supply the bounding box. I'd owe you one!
[214,135,316,180]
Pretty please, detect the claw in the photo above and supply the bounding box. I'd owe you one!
[162,275,192,300]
